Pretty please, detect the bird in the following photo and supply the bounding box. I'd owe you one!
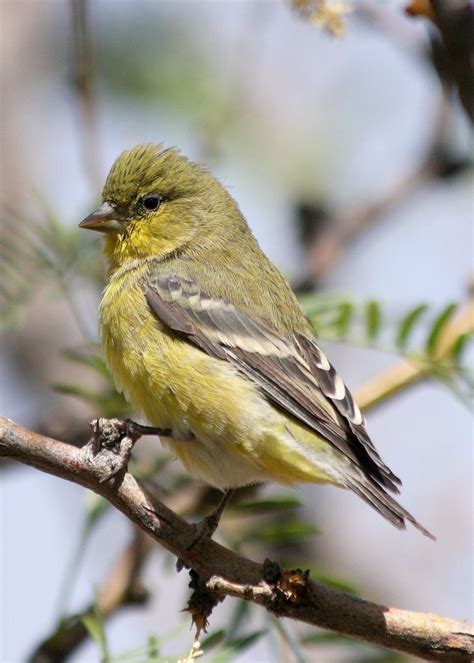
[79,143,433,541]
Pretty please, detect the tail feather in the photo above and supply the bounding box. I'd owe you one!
[295,335,403,494]
[348,477,435,540]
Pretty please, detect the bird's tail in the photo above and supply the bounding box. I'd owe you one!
[347,476,435,540]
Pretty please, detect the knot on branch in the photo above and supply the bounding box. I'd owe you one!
[85,417,173,483]
[262,558,311,612]
[85,418,137,483]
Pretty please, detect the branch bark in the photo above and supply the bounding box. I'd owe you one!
[1,417,472,662]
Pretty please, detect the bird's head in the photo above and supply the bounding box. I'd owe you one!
[79,144,244,268]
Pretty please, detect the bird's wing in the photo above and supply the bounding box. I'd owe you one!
[145,274,396,486]
[144,273,433,538]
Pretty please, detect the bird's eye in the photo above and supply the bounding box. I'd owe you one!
[141,195,162,211]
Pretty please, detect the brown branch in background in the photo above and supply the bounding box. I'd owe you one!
[297,0,473,290]
[29,530,152,663]
[355,298,474,410]
[430,0,474,124]
[406,0,474,123]
[297,93,452,288]
[70,0,101,189]
[1,418,473,662]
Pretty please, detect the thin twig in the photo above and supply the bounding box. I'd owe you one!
[300,93,451,286]
[70,0,101,189]
[355,298,474,410]
[1,418,472,662]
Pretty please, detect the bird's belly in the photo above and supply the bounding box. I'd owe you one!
[164,435,272,489]
[105,325,341,489]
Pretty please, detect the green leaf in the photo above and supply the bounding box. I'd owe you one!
[301,633,408,662]
[84,493,110,531]
[270,616,307,663]
[355,653,409,663]
[310,572,356,594]
[241,520,319,544]
[335,301,353,337]
[395,304,428,350]
[365,301,382,341]
[62,348,112,382]
[302,295,345,324]
[52,383,99,401]
[226,600,252,641]
[426,303,457,356]
[450,332,473,365]
[81,602,110,662]
[52,383,129,418]
[147,635,159,658]
[55,496,110,624]
[302,631,353,645]
[208,630,266,663]
[434,372,474,411]
[200,629,225,651]
[298,292,322,315]
[233,495,302,514]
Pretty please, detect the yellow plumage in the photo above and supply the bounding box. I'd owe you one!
[79,143,432,537]
[99,260,339,488]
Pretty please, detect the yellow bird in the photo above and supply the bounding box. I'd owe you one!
[80,144,432,540]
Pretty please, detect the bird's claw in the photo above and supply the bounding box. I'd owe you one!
[175,514,220,573]
[189,513,221,548]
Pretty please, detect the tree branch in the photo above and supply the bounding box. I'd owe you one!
[1,417,472,661]
[296,91,454,287]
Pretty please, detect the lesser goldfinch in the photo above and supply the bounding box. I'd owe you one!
[80,144,432,539]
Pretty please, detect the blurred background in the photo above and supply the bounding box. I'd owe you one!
[1,1,472,662]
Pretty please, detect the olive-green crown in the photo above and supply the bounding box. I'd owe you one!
[102,144,217,208]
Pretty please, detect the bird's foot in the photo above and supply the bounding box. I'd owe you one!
[175,489,235,572]
[85,417,171,483]
[190,510,222,546]
[175,513,221,573]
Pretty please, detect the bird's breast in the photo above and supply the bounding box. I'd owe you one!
[99,265,175,426]
[98,264,267,437]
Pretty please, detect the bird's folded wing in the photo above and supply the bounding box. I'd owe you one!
[144,274,400,493]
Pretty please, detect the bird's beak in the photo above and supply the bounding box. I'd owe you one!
[79,202,126,233]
